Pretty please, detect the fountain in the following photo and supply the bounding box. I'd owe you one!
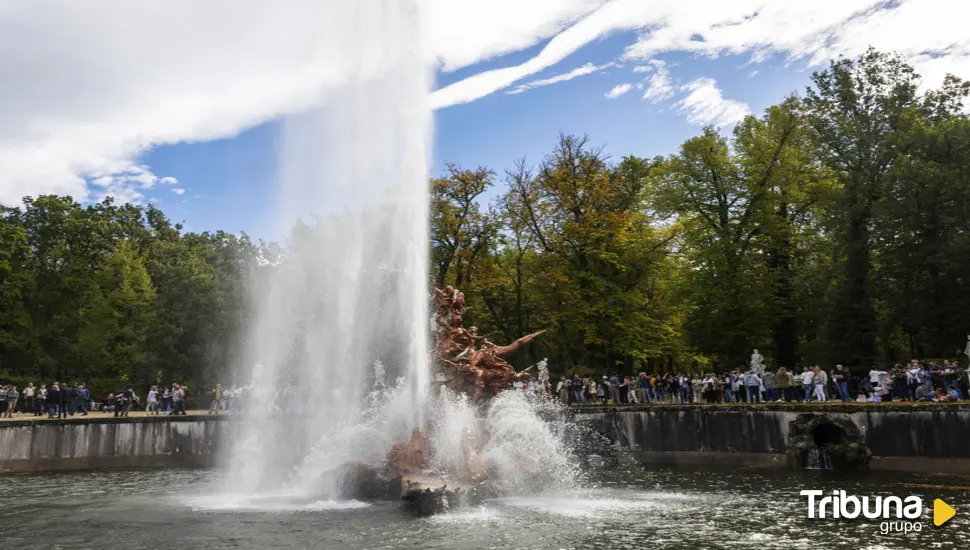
[302,286,550,515]
[218,0,569,516]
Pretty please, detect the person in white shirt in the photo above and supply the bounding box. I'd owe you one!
[812,366,828,401]
[801,367,815,402]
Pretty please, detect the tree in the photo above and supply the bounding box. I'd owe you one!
[803,49,921,367]
[430,164,496,288]
[653,127,774,367]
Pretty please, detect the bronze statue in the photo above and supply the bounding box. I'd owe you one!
[431,285,544,400]
[375,286,545,514]
[386,427,430,477]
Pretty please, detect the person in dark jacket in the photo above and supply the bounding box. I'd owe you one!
[65,384,77,416]
[121,387,135,417]
[47,383,62,418]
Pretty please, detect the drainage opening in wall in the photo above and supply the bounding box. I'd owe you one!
[813,423,849,447]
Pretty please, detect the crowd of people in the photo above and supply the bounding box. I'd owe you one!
[3,359,967,418]
[0,379,302,419]
[0,382,94,418]
[553,360,970,406]
[0,381,231,419]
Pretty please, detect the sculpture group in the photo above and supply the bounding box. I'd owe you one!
[357,286,544,515]
[432,285,543,400]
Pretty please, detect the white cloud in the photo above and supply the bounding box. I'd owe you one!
[172,188,186,195]
[640,61,675,103]
[3,0,969,204]
[436,0,970,109]
[677,78,751,127]
[159,176,178,185]
[429,0,654,108]
[0,0,604,204]
[508,62,613,95]
[605,83,633,99]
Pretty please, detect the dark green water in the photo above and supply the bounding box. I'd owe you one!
[2,465,967,549]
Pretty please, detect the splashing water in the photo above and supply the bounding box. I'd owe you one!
[223,0,431,499]
[219,1,579,507]
[481,391,580,494]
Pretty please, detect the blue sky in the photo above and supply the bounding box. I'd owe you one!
[140,37,812,239]
[5,0,965,239]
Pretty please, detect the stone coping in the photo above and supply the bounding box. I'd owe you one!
[0,411,230,428]
[569,402,970,414]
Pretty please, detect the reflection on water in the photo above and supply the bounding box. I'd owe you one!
[2,465,968,549]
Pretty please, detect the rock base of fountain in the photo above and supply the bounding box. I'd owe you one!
[400,476,493,517]
[318,464,490,517]
[317,462,402,501]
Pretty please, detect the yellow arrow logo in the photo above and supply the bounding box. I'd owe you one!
[934,499,956,526]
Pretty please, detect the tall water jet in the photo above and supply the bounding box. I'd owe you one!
[224,0,432,498]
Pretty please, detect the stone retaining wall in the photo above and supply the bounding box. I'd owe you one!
[0,416,228,474]
[574,404,970,473]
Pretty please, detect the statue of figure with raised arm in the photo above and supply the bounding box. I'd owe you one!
[536,358,549,384]
[750,349,765,376]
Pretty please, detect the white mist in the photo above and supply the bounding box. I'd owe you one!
[224,0,432,498]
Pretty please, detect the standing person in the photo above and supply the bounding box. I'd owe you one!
[832,365,850,402]
[0,385,7,418]
[670,374,682,404]
[638,373,652,404]
[701,373,716,403]
[722,373,735,403]
[48,383,64,418]
[122,387,135,416]
[35,385,47,416]
[556,379,569,403]
[64,383,77,416]
[744,371,762,403]
[801,367,814,402]
[74,384,89,415]
[626,377,640,404]
[918,362,934,395]
[172,385,186,415]
[147,386,159,415]
[691,376,703,404]
[776,368,791,402]
[161,386,172,414]
[6,385,19,417]
[209,384,224,414]
[586,378,597,405]
[608,374,620,405]
[732,371,744,402]
[906,363,920,401]
[812,365,828,402]
[763,370,777,403]
[891,365,909,401]
[570,375,586,405]
[956,361,968,400]
[23,383,34,415]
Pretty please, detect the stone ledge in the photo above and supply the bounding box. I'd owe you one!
[0,413,230,429]
[570,402,970,414]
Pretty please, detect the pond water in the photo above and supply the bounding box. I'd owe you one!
[2,465,967,549]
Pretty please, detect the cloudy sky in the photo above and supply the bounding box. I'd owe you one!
[2,0,968,237]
